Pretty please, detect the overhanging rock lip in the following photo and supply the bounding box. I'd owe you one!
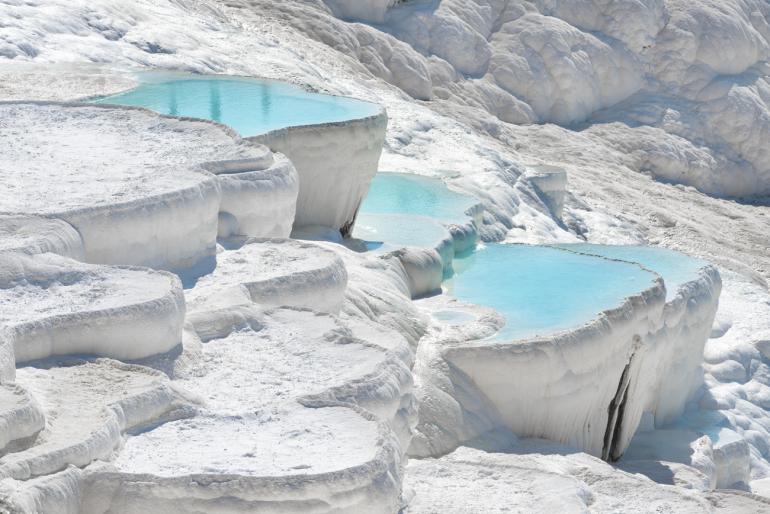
[247,106,388,144]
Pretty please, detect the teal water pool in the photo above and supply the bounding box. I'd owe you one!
[360,172,478,224]
[556,244,707,300]
[444,244,658,341]
[353,173,705,340]
[352,214,451,260]
[93,73,381,136]
[352,213,450,253]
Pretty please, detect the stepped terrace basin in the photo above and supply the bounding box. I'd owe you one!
[378,173,724,460]
[444,244,659,341]
[0,101,299,275]
[93,72,387,234]
[352,172,483,296]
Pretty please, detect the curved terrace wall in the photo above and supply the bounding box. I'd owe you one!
[354,167,722,462]
[251,110,388,236]
[60,174,221,273]
[80,405,403,514]
[352,183,483,299]
[427,258,720,461]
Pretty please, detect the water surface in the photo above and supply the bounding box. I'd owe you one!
[352,213,450,252]
[556,244,706,300]
[444,244,658,341]
[360,172,477,224]
[94,73,380,136]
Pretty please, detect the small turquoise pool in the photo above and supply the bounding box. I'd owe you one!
[360,173,477,224]
[93,73,381,136]
[352,213,450,253]
[556,244,706,300]
[444,244,658,341]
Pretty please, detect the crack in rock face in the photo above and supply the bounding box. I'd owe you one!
[603,352,635,463]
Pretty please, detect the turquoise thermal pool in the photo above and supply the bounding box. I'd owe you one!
[354,172,476,256]
[352,213,450,253]
[93,74,381,136]
[444,244,658,341]
[360,172,478,224]
[357,172,688,341]
[556,244,707,300]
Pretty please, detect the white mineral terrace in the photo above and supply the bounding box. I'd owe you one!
[0,97,411,512]
[93,72,388,236]
[0,102,298,274]
[186,238,348,319]
[0,252,185,366]
[79,307,412,514]
[3,0,770,511]
[0,67,741,513]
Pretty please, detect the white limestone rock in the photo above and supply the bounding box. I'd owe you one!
[79,307,413,513]
[0,360,194,482]
[0,384,45,457]
[185,238,348,321]
[252,110,387,235]
[404,444,770,513]
[0,252,185,364]
[0,217,83,261]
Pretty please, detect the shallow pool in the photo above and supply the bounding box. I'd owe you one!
[352,213,450,252]
[556,244,706,300]
[93,73,381,136]
[444,244,658,341]
[360,173,477,224]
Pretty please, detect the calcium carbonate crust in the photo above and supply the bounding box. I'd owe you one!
[0,253,186,365]
[185,238,349,323]
[416,252,720,460]
[0,360,195,482]
[78,304,413,513]
[251,109,388,235]
[0,101,299,272]
[0,216,84,261]
[352,205,482,299]
[0,384,45,457]
[80,403,403,514]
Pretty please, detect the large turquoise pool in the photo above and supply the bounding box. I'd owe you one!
[93,73,381,136]
[556,244,707,300]
[360,172,478,224]
[444,244,658,341]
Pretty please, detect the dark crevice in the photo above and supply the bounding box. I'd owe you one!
[602,353,635,462]
[609,384,630,462]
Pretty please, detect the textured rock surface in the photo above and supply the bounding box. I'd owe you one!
[1,0,769,511]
